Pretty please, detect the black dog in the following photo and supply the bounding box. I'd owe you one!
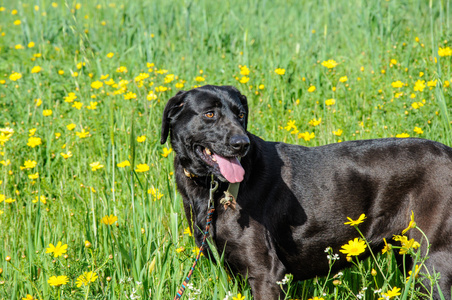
[161,85,452,299]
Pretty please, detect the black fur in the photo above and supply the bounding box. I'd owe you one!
[161,85,452,299]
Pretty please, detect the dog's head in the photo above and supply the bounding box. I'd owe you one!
[161,85,249,183]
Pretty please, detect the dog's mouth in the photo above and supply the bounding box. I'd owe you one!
[195,146,245,183]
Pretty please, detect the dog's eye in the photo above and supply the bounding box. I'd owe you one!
[205,112,215,118]
[238,113,245,119]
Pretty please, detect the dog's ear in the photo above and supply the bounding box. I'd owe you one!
[161,90,186,144]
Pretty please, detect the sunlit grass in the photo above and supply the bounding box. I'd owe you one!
[0,0,451,299]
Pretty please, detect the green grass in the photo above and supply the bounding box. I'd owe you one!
[0,0,451,299]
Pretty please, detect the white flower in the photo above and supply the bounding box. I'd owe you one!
[324,247,332,253]
[223,291,233,300]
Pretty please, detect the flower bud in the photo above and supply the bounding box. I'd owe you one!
[106,276,112,282]
[85,240,92,248]
[371,269,377,277]
[333,280,341,286]
[346,256,352,262]
[5,256,11,262]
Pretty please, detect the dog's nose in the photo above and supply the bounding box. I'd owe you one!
[230,135,250,152]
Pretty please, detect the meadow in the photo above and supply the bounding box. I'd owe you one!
[0,0,451,299]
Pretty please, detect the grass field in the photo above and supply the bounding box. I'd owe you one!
[0,0,451,299]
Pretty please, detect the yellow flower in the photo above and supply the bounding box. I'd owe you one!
[9,72,22,81]
[22,294,34,300]
[239,76,250,84]
[438,46,452,57]
[28,42,35,48]
[76,129,89,138]
[135,163,150,173]
[15,44,24,50]
[406,265,420,282]
[86,101,98,110]
[64,92,77,102]
[321,59,338,69]
[101,214,118,225]
[60,151,73,159]
[175,82,184,89]
[183,227,192,236]
[148,187,163,200]
[284,120,297,131]
[195,76,205,82]
[390,59,397,65]
[155,86,168,93]
[396,133,410,138]
[137,135,146,143]
[0,194,4,203]
[21,160,37,170]
[413,127,423,135]
[27,137,42,148]
[259,84,265,90]
[48,275,69,287]
[5,198,16,203]
[76,271,98,287]
[307,85,316,92]
[391,80,404,88]
[413,79,425,92]
[43,109,52,116]
[161,147,173,157]
[382,238,391,254]
[72,101,83,110]
[274,68,285,75]
[116,66,128,73]
[32,195,47,204]
[31,66,42,73]
[344,213,366,226]
[240,65,250,76]
[176,247,185,253]
[107,52,114,58]
[402,211,416,234]
[90,162,104,171]
[333,129,343,136]
[339,238,367,257]
[380,287,401,299]
[46,242,68,258]
[163,74,174,83]
[232,293,245,300]
[0,209,3,215]
[298,132,315,141]
[66,123,76,131]
[91,80,103,89]
[117,160,131,168]
[339,76,348,83]
[325,99,336,106]
[308,297,325,300]
[28,172,39,180]
[14,19,21,25]
[427,79,437,87]
[124,92,137,100]
[393,235,420,254]
[308,118,321,127]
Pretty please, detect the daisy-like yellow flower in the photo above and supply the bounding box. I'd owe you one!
[382,238,391,254]
[116,66,128,73]
[380,287,401,299]
[9,72,22,81]
[307,86,316,92]
[135,163,149,173]
[438,46,452,57]
[240,65,250,76]
[124,91,137,100]
[308,118,321,127]
[101,214,118,225]
[308,297,325,300]
[344,213,366,226]
[406,265,420,282]
[0,209,3,215]
[413,79,425,92]
[325,99,336,106]
[232,293,245,300]
[321,59,338,69]
[298,132,315,141]
[391,80,404,88]
[43,109,52,116]
[86,101,98,110]
[76,129,90,138]
[64,92,77,102]
[137,135,146,143]
[402,211,416,234]
[106,52,114,58]
[183,227,192,236]
[46,241,68,258]
[5,198,16,203]
[339,238,367,257]
[91,80,103,89]
[27,137,42,148]
[155,86,168,93]
[21,160,37,170]
[32,195,47,204]
[66,123,76,131]
[175,82,184,89]
[147,91,158,100]
[22,294,34,300]
[161,147,173,157]
[72,101,83,110]
[393,235,420,254]
[274,68,285,75]
[48,275,69,287]
[117,160,131,168]
[28,172,39,180]
[76,271,98,287]
[60,151,73,159]
[413,127,423,135]
[194,76,205,82]
[90,162,104,171]
[339,76,348,83]
[31,66,42,73]
[14,20,21,25]
[176,247,185,253]
[284,120,296,131]
[239,76,249,84]
[333,129,343,136]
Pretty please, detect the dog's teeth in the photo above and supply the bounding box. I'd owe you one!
[205,148,212,155]
[212,156,216,162]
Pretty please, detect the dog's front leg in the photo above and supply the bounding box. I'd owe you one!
[248,271,287,300]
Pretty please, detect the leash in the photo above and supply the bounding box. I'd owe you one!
[173,176,218,300]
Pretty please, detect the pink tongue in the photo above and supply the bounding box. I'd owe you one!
[212,154,245,183]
